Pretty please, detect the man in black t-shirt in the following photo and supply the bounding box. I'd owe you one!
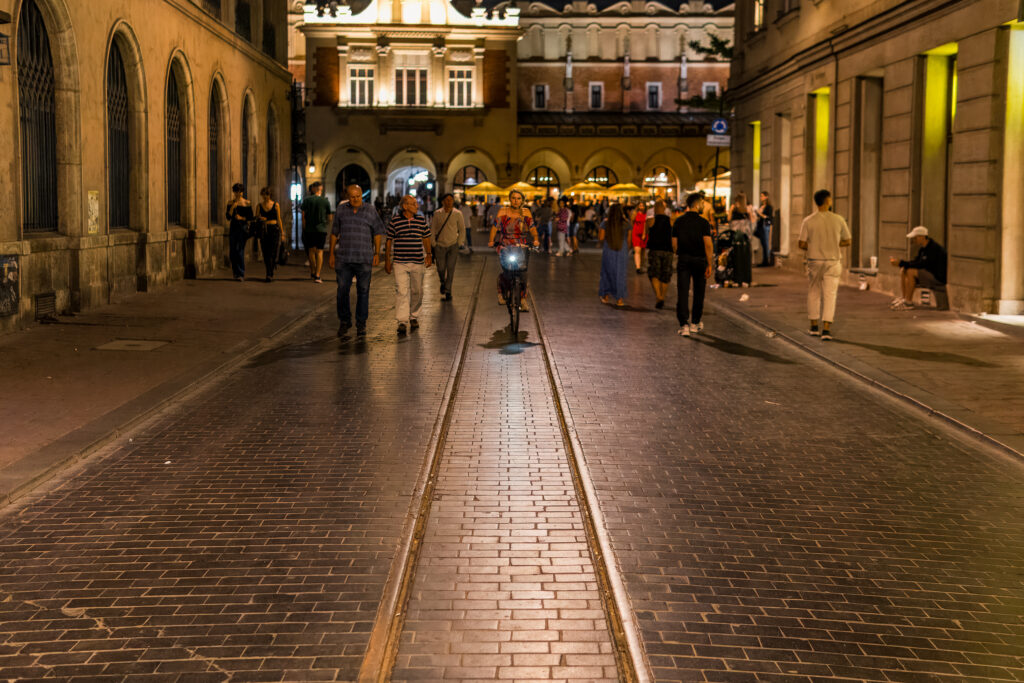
[672,192,715,337]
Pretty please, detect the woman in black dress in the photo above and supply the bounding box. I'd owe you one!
[256,186,285,282]
[728,193,753,287]
[226,183,254,281]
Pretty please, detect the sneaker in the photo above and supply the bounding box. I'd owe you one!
[338,323,351,337]
[445,292,452,301]
[809,324,820,337]
[655,299,665,309]
[692,322,704,333]
[519,300,530,312]
[677,324,691,337]
[397,322,407,336]
[498,292,506,305]
[356,325,367,336]
[891,300,915,311]
[889,296,904,306]
[314,277,323,284]
[821,329,833,341]
[410,318,419,330]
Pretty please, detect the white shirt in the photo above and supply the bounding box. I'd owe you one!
[799,210,851,261]
[431,208,466,248]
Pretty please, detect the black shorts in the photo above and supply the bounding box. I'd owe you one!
[647,250,673,283]
[916,269,943,289]
[303,231,327,250]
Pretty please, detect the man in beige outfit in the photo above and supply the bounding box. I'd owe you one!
[431,193,466,301]
[798,189,851,341]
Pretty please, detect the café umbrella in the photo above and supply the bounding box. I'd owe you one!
[463,181,508,197]
[606,183,648,198]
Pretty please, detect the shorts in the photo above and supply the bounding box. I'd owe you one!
[568,222,578,238]
[647,250,673,283]
[303,231,327,250]
[916,268,944,289]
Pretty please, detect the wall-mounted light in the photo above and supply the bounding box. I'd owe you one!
[307,161,316,174]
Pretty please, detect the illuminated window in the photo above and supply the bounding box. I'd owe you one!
[585,166,618,188]
[350,67,374,106]
[752,0,764,29]
[395,68,427,106]
[453,165,487,192]
[449,69,472,108]
[526,166,560,194]
[589,82,604,109]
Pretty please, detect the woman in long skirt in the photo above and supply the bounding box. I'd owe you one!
[599,203,630,307]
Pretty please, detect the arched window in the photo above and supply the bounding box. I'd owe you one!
[585,165,618,187]
[107,41,130,229]
[209,89,221,224]
[526,166,560,195]
[241,98,252,198]
[18,0,58,233]
[266,106,278,190]
[166,71,184,225]
[452,165,486,191]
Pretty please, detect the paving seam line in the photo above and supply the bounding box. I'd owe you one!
[712,302,1024,462]
[530,292,653,683]
[357,258,486,683]
[0,292,336,508]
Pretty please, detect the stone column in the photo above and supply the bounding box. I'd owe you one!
[472,46,485,107]
[999,23,1024,314]
[337,42,349,107]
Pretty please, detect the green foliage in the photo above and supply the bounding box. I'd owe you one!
[688,34,733,61]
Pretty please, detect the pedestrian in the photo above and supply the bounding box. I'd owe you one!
[889,226,947,311]
[328,184,385,337]
[431,193,464,302]
[226,183,253,281]
[644,199,674,309]
[386,195,433,335]
[598,203,630,307]
[673,192,715,337]
[535,197,553,253]
[728,193,754,286]
[630,202,648,273]
[798,189,852,340]
[458,199,474,252]
[254,187,285,282]
[300,181,333,283]
[754,191,774,267]
[554,197,572,256]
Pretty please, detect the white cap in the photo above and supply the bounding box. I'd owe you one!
[906,226,929,238]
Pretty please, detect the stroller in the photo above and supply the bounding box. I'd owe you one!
[714,229,752,287]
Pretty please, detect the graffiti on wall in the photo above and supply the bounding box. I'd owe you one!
[0,255,20,317]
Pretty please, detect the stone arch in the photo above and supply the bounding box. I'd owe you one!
[165,49,197,229]
[580,147,635,186]
[385,146,438,200]
[323,145,376,206]
[641,147,697,187]
[519,147,572,188]
[208,72,231,225]
[105,19,149,232]
[12,0,82,235]
[445,147,499,194]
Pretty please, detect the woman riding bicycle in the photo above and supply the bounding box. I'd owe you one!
[488,189,540,311]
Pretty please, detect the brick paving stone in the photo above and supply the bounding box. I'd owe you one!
[392,259,618,682]
[0,260,483,681]
[530,252,1024,683]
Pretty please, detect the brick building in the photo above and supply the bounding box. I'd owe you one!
[0,0,292,332]
[293,0,732,205]
[728,0,1024,314]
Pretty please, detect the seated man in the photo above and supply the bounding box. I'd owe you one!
[889,226,947,310]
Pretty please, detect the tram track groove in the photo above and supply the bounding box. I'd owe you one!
[357,259,487,683]
[530,291,653,683]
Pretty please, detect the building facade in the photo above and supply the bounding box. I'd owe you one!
[729,0,1024,314]
[294,0,732,207]
[0,0,292,332]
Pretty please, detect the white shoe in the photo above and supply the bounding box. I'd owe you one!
[891,300,915,311]
[692,322,704,333]
[677,324,691,337]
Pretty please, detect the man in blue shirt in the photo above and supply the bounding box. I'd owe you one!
[328,184,385,336]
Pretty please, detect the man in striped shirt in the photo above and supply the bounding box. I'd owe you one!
[385,195,433,336]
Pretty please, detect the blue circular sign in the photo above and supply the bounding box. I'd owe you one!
[711,118,729,135]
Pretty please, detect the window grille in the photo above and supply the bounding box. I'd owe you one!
[585,166,617,187]
[209,90,220,224]
[107,42,130,229]
[17,0,58,233]
[350,67,374,105]
[448,69,472,108]
[166,73,183,225]
[526,166,559,194]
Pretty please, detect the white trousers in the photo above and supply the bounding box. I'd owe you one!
[806,259,842,322]
[393,262,424,324]
[556,231,570,255]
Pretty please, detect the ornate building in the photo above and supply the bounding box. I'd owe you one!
[729,0,1024,314]
[293,0,732,204]
[0,0,293,332]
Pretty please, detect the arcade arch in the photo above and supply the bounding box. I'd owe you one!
[322,146,375,205]
[519,148,571,190]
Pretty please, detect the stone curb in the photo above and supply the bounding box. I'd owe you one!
[0,289,336,507]
[711,300,1024,462]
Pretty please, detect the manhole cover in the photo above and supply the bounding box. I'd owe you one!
[96,339,169,352]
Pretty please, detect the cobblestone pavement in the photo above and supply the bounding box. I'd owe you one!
[530,254,1024,682]
[392,261,617,681]
[0,259,482,682]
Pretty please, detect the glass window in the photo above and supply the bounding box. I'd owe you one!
[534,84,548,110]
[107,41,130,229]
[167,73,184,224]
[448,69,473,108]
[589,82,603,110]
[753,0,764,29]
[350,67,374,106]
[585,166,618,188]
[526,166,560,195]
[395,68,427,106]
[17,0,58,233]
[703,82,720,99]
[646,83,662,110]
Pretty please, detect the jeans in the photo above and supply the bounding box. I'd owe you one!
[537,221,551,252]
[259,231,280,279]
[433,243,460,295]
[759,222,773,266]
[393,262,425,324]
[464,226,473,247]
[336,262,373,328]
[229,225,249,278]
[677,258,707,326]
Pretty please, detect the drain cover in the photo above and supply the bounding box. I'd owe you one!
[96,339,169,352]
